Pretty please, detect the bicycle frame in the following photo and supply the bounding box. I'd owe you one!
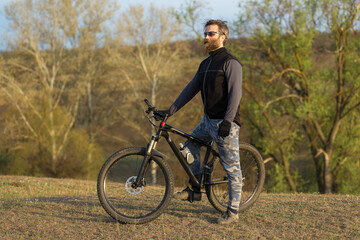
[133,117,218,189]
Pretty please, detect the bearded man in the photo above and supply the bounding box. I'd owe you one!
[165,19,243,224]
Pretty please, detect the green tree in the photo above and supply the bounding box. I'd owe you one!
[235,0,360,193]
[332,110,360,193]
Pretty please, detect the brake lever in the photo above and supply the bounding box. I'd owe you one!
[146,107,155,114]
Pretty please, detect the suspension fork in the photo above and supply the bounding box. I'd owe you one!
[132,115,168,188]
[132,134,158,188]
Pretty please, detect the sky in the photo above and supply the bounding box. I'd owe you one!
[119,0,241,22]
[0,0,241,49]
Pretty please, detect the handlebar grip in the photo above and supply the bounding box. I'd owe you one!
[144,99,152,108]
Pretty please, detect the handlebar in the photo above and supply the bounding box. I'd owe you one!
[144,99,154,110]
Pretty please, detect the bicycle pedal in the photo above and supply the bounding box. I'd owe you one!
[188,191,202,202]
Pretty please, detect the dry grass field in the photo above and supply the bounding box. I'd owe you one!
[0,175,359,239]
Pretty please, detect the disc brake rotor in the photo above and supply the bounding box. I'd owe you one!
[125,176,143,195]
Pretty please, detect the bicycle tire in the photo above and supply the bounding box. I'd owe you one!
[205,142,265,213]
[97,147,174,224]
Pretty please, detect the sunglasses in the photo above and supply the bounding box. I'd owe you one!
[204,31,222,37]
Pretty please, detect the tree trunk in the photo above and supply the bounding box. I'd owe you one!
[303,123,325,193]
[49,91,58,176]
[87,80,93,143]
[87,80,94,179]
[284,158,297,192]
[151,80,157,185]
[324,151,332,194]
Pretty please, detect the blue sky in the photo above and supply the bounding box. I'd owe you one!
[121,0,241,22]
[0,0,241,49]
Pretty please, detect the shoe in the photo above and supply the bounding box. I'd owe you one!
[173,187,191,200]
[216,210,239,224]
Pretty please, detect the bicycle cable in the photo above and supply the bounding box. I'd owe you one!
[145,112,158,130]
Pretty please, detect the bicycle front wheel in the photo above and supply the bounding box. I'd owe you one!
[205,142,265,213]
[97,147,174,224]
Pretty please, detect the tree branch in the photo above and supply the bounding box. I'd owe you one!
[313,121,326,145]
[56,98,80,157]
[1,87,39,138]
[263,94,302,112]
[342,102,360,117]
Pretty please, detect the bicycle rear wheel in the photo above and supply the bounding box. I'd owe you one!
[205,142,265,213]
[97,147,174,224]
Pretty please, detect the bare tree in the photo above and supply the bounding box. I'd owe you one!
[1,0,117,177]
[67,0,119,176]
[174,0,212,41]
[115,4,190,183]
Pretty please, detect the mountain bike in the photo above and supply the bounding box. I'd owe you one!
[97,99,265,224]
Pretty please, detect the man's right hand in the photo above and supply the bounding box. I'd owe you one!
[157,109,171,117]
[218,120,231,138]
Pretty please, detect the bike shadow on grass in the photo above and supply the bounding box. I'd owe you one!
[165,199,221,223]
[7,195,221,224]
[4,195,115,223]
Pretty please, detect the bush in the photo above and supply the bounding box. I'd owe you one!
[1,129,104,180]
[0,149,13,174]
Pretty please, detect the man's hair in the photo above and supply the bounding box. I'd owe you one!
[204,20,229,45]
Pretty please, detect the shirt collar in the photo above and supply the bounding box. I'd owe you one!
[209,47,226,56]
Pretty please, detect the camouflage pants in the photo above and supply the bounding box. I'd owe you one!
[185,115,243,211]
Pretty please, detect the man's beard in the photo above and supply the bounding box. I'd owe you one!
[203,37,221,53]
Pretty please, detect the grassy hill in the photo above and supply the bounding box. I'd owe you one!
[0,175,359,239]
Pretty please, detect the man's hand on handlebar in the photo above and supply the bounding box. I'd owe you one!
[154,109,172,121]
[144,99,172,121]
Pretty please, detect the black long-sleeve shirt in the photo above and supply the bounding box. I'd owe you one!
[170,47,242,125]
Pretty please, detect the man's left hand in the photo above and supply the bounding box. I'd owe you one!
[218,120,231,138]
